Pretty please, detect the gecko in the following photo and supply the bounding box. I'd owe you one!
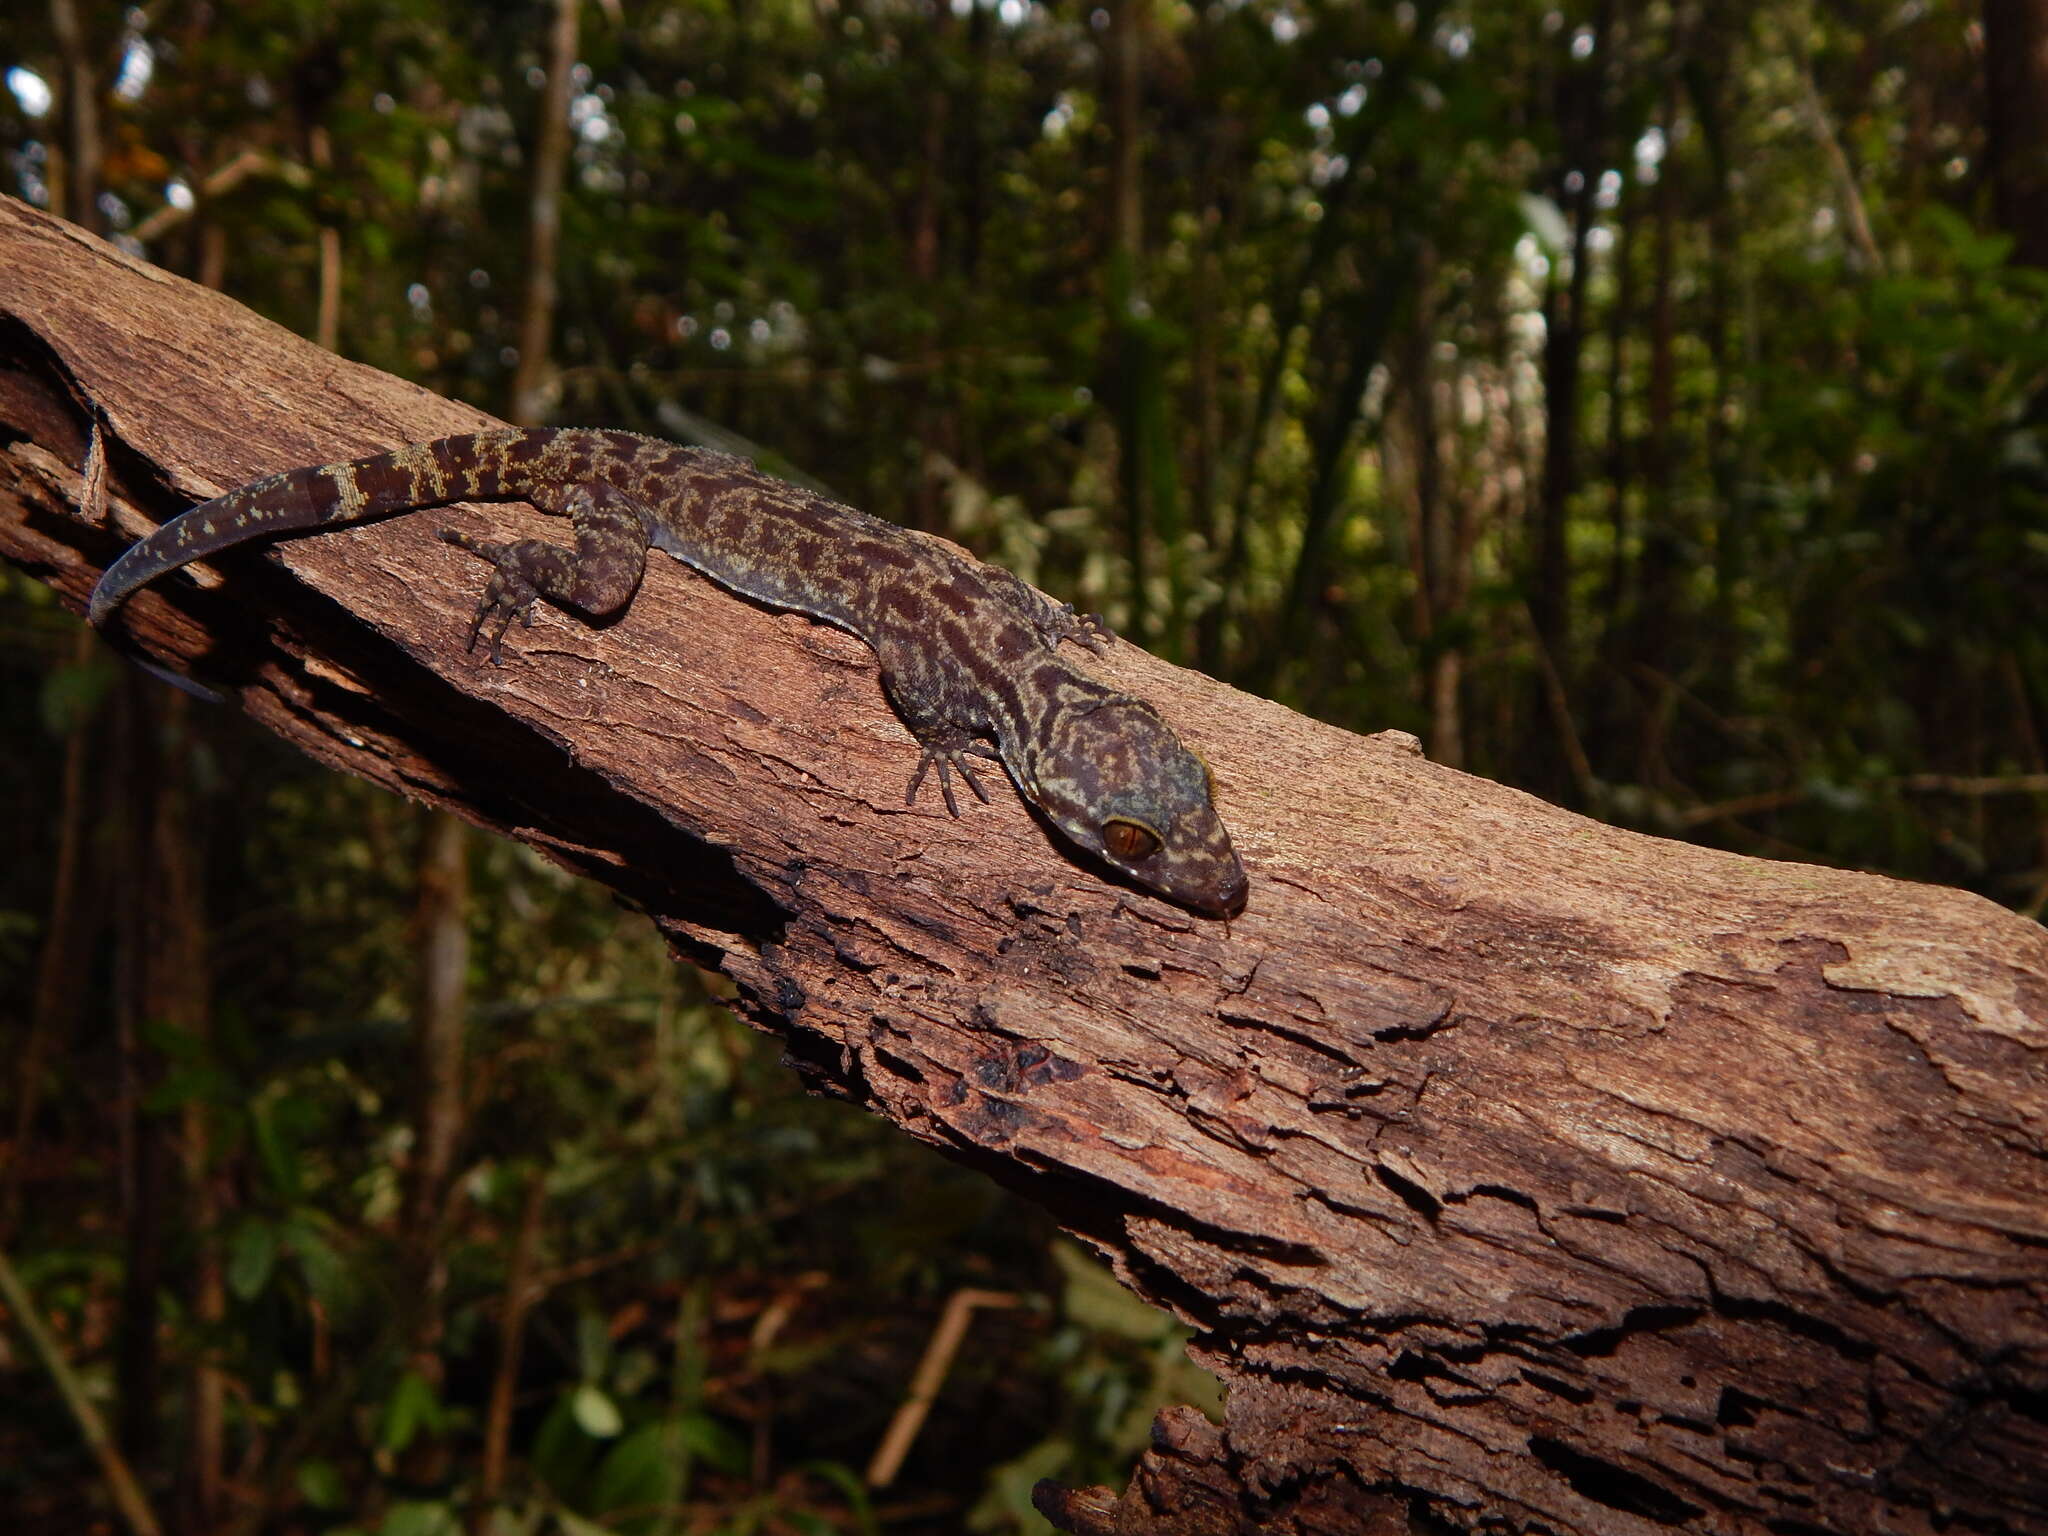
[88,428,1249,916]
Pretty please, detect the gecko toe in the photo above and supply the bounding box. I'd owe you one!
[1055,603,1114,653]
[908,744,994,818]
[452,543,543,662]
[953,754,992,806]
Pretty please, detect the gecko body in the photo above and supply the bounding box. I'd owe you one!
[89,428,1248,915]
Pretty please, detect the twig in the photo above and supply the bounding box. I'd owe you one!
[0,1242,165,1536]
[1897,773,2048,796]
[129,148,305,244]
[1679,773,2048,829]
[1790,31,1884,272]
[864,1289,1025,1489]
[1520,602,1596,802]
[473,1168,549,1530]
[1675,787,1812,828]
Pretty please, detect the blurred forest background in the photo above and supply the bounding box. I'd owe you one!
[2,0,2046,1532]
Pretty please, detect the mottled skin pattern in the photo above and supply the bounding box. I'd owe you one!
[90,428,1249,915]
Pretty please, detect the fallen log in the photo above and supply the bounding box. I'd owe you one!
[3,196,2043,1535]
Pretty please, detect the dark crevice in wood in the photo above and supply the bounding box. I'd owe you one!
[1372,1161,1442,1221]
[1527,1435,1707,1527]
[1560,1304,1705,1358]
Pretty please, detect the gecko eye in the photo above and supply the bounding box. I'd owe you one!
[1101,818,1163,861]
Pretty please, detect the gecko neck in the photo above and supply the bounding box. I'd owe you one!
[993,652,1119,795]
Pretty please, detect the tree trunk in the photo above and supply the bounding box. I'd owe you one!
[1526,0,1611,802]
[401,812,469,1302]
[48,0,102,234]
[6,627,103,1238]
[1104,0,1179,654]
[1402,253,1463,771]
[906,4,952,537]
[2,199,2045,1536]
[1250,237,1414,696]
[1629,73,1682,791]
[110,678,208,1485]
[509,0,579,426]
[1983,0,2048,268]
[1600,169,1635,638]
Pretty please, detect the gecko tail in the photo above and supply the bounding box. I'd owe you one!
[89,463,349,627]
[125,653,228,704]
[85,429,552,628]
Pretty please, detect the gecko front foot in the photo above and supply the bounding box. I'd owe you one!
[1059,603,1113,654]
[906,738,999,818]
[440,529,541,663]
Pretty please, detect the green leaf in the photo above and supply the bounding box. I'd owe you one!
[228,1221,277,1301]
[38,655,114,737]
[381,1503,459,1536]
[570,1382,623,1439]
[799,1460,878,1535]
[575,1309,611,1382]
[251,1100,304,1200]
[531,1395,600,1494]
[144,1064,237,1114]
[675,1411,749,1476]
[551,1510,614,1536]
[589,1420,684,1517]
[288,1220,358,1314]
[1054,1238,1172,1341]
[297,1458,345,1510]
[381,1369,441,1454]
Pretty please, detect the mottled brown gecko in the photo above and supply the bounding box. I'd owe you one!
[89,428,1249,915]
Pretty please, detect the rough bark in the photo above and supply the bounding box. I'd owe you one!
[2,198,2046,1536]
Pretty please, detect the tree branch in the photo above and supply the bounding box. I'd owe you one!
[3,197,2045,1535]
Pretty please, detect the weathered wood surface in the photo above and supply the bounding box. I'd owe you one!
[3,196,2045,1535]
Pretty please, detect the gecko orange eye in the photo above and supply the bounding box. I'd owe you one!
[1101,819,1162,861]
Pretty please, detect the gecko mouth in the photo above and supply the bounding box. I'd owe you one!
[1179,862,1248,918]
[1118,848,1247,918]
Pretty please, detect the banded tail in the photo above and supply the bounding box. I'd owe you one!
[87,429,574,628]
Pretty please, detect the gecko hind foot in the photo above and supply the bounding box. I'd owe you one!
[906,740,998,818]
[441,529,541,664]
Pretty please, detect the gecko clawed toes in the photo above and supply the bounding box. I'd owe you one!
[907,742,996,819]
[1071,611,1113,653]
[445,529,544,663]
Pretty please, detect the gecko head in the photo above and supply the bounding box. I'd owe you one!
[1028,698,1248,917]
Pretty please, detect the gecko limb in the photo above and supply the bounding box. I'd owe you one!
[440,481,654,663]
[979,565,1113,655]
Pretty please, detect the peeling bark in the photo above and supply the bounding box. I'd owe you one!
[2,199,2045,1536]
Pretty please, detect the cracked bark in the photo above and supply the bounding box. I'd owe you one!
[2,198,2045,1536]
